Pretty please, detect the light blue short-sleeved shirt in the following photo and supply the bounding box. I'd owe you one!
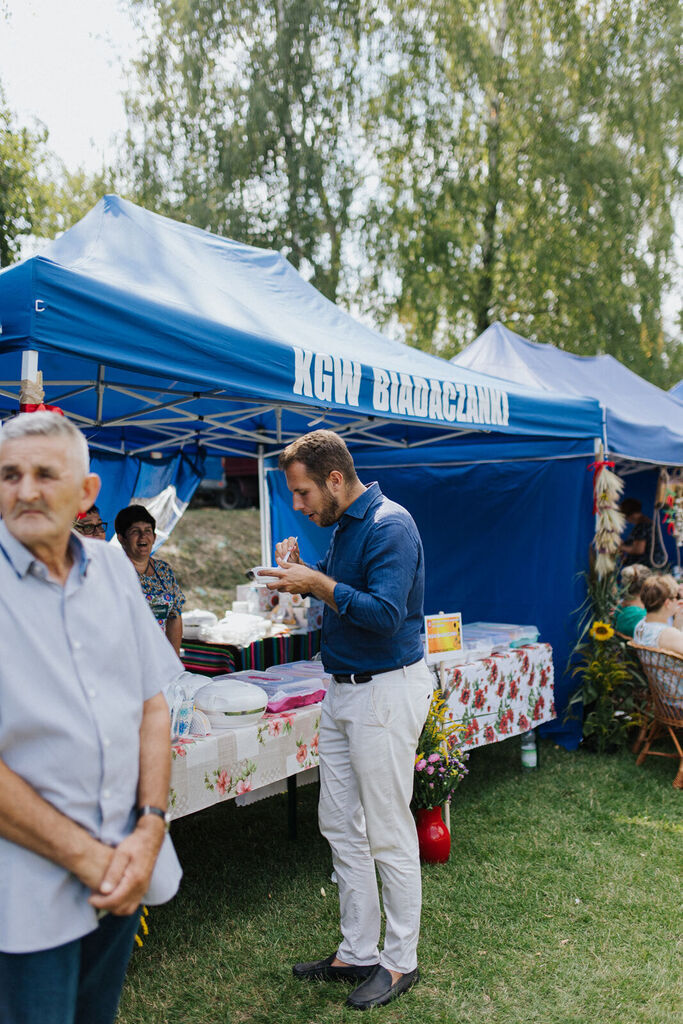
[0,520,183,953]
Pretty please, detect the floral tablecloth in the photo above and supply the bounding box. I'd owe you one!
[169,644,553,819]
[441,643,555,748]
[169,703,321,820]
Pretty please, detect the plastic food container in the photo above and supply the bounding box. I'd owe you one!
[249,676,327,712]
[463,622,540,650]
[194,678,267,730]
[267,661,333,684]
[217,670,284,686]
[181,609,218,638]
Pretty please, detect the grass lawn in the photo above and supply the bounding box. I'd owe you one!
[118,738,682,1024]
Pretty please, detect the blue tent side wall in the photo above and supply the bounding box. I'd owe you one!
[268,446,594,748]
[90,451,204,541]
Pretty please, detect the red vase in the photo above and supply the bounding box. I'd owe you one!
[416,806,451,863]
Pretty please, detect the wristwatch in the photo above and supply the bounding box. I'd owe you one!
[137,805,171,831]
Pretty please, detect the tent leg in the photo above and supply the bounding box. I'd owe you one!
[258,445,272,565]
[287,775,298,839]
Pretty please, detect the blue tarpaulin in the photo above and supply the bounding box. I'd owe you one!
[453,322,683,467]
[672,381,683,403]
[89,450,204,543]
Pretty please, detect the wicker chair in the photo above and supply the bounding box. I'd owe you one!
[628,642,683,789]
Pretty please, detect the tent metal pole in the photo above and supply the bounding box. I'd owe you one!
[258,444,272,566]
[593,436,603,538]
[19,350,42,408]
[21,351,39,381]
[96,365,105,424]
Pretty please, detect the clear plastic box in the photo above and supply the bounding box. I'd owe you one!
[463,622,539,650]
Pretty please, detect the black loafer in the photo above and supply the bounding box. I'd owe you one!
[293,953,378,983]
[346,964,420,1010]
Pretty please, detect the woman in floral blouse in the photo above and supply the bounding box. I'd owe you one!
[115,504,185,654]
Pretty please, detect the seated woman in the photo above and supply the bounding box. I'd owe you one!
[614,564,650,637]
[115,504,185,655]
[633,575,683,654]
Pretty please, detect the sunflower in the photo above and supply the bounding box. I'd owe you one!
[590,620,614,641]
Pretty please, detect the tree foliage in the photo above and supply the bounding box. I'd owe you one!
[125,0,367,301]
[0,89,53,268]
[0,85,118,268]
[360,0,681,385]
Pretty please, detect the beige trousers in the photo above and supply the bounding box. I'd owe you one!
[318,659,433,974]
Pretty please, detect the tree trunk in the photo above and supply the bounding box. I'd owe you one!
[474,2,508,335]
[275,0,301,267]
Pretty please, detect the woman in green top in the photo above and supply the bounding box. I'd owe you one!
[614,563,650,636]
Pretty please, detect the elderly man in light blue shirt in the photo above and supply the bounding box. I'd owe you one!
[0,412,182,1024]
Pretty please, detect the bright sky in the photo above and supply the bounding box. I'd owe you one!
[0,0,138,172]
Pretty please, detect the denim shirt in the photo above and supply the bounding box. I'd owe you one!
[316,483,425,674]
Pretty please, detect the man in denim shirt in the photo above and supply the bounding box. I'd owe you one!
[270,430,433,1011]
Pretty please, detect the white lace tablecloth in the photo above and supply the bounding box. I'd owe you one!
[169,704,321,820]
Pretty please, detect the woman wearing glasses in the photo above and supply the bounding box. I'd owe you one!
[114,504,185,654]
[73,504,107,539]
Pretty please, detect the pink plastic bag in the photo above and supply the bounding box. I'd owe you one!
[266,688,327,713]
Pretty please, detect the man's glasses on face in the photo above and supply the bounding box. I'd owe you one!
[75,521,107,536]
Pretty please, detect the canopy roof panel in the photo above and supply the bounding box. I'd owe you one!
[453,322,683,466]
[0,197,601,455]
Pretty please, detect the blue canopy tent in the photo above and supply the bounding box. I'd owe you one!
[453,322,683,467]
[672,381,683,403]
[453,322,683,564]
[0,196,604,745]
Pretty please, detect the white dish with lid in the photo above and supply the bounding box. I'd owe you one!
[194,679,267,730]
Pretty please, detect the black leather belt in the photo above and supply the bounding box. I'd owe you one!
[332,672,373,685]
[332,659,424,685]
